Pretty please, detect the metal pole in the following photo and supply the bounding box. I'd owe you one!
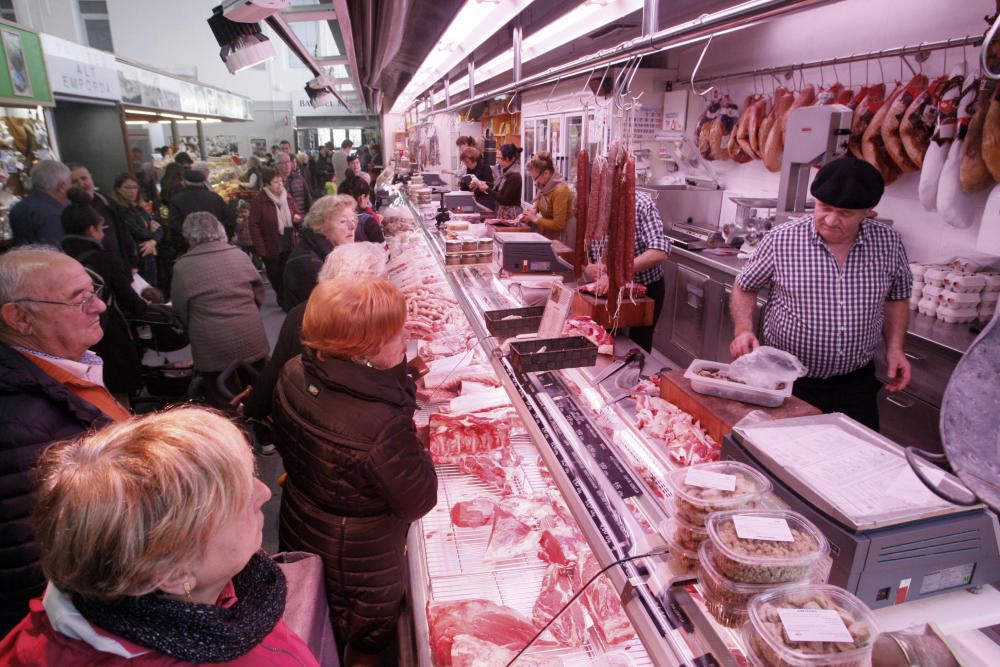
[468,56,475,99]
[444,76,451,108]
[642,0,658,37]
[513,19,523,84]
[196,120,206,162]
[170,119,179,149]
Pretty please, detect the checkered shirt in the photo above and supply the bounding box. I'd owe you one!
[736,216,912,379]
[588,192,671,285]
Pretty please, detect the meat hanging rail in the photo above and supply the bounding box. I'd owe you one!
[690,34,985,86]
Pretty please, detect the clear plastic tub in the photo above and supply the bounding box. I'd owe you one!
[668,515,709,553]
[697,541,780,628]
[981,272,1000,292]
[663,528,699,575]
[706,509,829,584]
[743,584,879,667]
[666,461,773,527]
[685,359,792,408]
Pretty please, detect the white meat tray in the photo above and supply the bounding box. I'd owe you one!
[683,359,791,408]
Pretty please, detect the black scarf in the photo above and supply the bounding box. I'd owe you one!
[73,552,286,663]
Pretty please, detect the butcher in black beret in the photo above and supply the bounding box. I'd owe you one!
[808,157,884,247]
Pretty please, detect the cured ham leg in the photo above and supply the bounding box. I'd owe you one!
[919,68,965,211]
[881,74,928,172]
[862,81,904,183]
[901,75,948,169]
[749,95,773,158]
[981,81,1000,182]
[961,77,997,193]
[849,84,886,159]
[938,82,989,228]
[763,85,814,173]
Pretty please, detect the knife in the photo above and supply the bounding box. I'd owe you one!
[592,347,643,385]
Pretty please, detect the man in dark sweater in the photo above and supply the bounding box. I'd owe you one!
[166,162,235,251]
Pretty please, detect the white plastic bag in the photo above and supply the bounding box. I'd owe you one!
[728,346,808,390]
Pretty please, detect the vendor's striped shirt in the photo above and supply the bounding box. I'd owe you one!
[735,216,912,379]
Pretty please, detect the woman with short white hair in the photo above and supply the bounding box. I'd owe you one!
[281,194,357,310]
[172,212,269,408]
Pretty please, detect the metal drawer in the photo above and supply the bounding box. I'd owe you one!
[877,389,943,454]
[875,335,961,407]
[669,264,711,361]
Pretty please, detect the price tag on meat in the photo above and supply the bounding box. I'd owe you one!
[684,468,736,491]
[733,515,794,542]
[777,608,854,643]
[537,283,575,339]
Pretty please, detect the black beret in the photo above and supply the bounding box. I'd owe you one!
[810,157,884,210]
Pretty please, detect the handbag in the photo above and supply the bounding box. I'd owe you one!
[272,551,341,667]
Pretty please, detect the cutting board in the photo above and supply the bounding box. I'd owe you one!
[571,292,654,329]
[659,369,822,444]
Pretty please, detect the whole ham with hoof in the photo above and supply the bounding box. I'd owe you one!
[981,77,1000,182]
[763,85,814,172]
[760,87,797,172]
[749,94,774,159]
[881,74,929,172]
[918,67,966,210]
[938,81,990,228]
[849,84,887,159]
[900,75,947,169]
[961,76,998,193]
[862,81,905,183]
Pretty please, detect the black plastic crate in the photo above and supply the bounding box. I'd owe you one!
[484,306,546,338]
[508,336,598,374]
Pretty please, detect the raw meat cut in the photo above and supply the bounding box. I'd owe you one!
[938,83,989,228]
[449,634,559,667]
[920,68,965,211]
[427,599,544,666]
[563,315,614,355]
[862,81,905,184]
[900,75,946,168]
[880,74,928,172]
[457,446,522,495]
[428,412,512,464]
[580,275,647,299]
[418,332,475,361]
[579,551,636,645]
[532,563,588,647]
[450,499,497,528]
[761,87,799,173]
[632,394,720,466]
[483,496,564,563]
[539,524,588,566]
[849,84,886,159]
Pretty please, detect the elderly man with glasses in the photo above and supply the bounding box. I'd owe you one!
[0,246,130,635]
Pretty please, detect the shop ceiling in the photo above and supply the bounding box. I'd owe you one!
[345,0,841,114]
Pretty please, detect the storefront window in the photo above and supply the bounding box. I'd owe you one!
[0,0,16,22]
[78,0,114,52]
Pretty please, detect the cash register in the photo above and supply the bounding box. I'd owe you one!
[492,232,572,274]
[723,414,1000,609]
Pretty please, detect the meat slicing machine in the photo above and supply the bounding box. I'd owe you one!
[492,232,573,274]
[775,104,853,224]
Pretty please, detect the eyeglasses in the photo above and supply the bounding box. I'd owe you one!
[16,284,106,311]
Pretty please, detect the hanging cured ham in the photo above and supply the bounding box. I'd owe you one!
[938,82,989,228]
[748,94,773,158]
[981,81,1000,182]
[900,75,948,169]
[816,82,845,105]
[849,84,887,158]
[709,95,739,160]
[881,74,929,172]
[760,87,795,172]
[740,96,767,159]
[728,94,756,162]
[861,81,904,183]
[763,85,814,172]
[961,77,997,193]
[919,67,965,211]
[697,98,721,159]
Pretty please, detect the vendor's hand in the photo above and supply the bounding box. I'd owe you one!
[584,263,605,280]
[884,348,912,392]
[477,180,489,192]
[523,209,539,223]
[730,331,760,359]
[140,240,157,256]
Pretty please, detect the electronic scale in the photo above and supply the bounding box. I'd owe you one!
[443,190,492,213]
[492,232,573,274]
[723,414,1000,610]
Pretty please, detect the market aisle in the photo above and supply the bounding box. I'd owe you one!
[259,282,286,556]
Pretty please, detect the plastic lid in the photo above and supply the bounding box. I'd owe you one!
[706,509,829,575]
[666,461,772,509]
[746,584,879,667]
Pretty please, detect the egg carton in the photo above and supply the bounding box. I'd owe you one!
[937,290,982,307]
[943,272,987,293]
[936,304,978,324]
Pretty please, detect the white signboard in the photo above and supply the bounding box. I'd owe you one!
[118,60,251,121]
[292,91,354,117]
[41,33,120,101]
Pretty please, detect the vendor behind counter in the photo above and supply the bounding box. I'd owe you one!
[458,146,494,210]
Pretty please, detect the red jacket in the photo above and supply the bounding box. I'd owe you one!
[0,592,320,667]
[248,191,300,260]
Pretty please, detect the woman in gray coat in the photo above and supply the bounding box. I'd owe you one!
[171,212,270,407]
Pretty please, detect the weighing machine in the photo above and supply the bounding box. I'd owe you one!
[492,232,572,274]
[722,414,1000,610]
[443,190,492,214]
[775,105,852,224]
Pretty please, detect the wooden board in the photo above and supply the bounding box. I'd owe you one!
[571,292,654,329]
[659,369,822,445]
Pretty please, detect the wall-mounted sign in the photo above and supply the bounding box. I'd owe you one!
[118,59,252,121]
[291,91,355,118]
[41,33,120,101]
[0,21,52,107]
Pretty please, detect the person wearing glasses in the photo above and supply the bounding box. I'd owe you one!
[0,246,131,636]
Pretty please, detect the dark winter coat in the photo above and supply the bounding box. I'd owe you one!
[248,190,300,260]
[0,342,114,635]
[115,200,163,285]
[272,350,437,653]
[354,212,384,244]
[92,192,138,271]
[166,185,235,254]
[61,235,146,395]
[281,227,332,310]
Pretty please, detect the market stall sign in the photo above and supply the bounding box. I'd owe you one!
[0,21,53,107]
[41,33,120,102]
[117,60,253,122]
[292,91,356,117]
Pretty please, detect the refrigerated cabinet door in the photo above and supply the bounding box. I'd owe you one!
[567,114,583,183]
[877,389,944,454]
[522,119,536,203]
[669,265,712,364]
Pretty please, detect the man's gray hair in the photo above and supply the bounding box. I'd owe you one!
[318,242,388,282]
[29,160,71,194]
[0,246,75,307]
[182,212,227,246]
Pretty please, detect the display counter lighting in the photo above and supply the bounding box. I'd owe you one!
[126,109,158,116]
[160,112,185,119]
[125,120,151,125]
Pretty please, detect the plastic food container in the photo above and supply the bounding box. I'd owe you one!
[922,267,952,287]
[981,272,1000,292]
[667,461,772,527]
[684,359,792,408]
[937,290,982,306]
[908,262,927,277]
[508,336,598,374]
[743,584,879,667]
[668,515,709,553]
[698,541,781,628]
[943,272,986,293]
[484,306,545,337]
[936,304,978,324]
[917,298,938,318]
[478,238,494,253]
[461,252,478,265]
[664,527,699,575]
[461,237,479,252]
[444,239,463,253]
[445,254,462,266]
[921,284,944,299]
[706,509,829,584]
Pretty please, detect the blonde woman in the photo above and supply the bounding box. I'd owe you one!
[0,407,319,666]
[281,194,358,309]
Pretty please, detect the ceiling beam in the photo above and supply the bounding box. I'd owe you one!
[281,5,337,22]
[264,13,352,112]
[316,55,349,66]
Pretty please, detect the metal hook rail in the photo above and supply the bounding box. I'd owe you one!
[690,34,983,85]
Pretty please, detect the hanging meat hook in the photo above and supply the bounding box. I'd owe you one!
[981,10,1000,79]
[691,33,716,96]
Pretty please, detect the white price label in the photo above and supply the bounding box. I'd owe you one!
[685,468,737,492]
[733,515,794,542]
[778,608,854,643]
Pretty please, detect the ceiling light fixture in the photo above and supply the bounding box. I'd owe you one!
[207,2,288,74]
[390,0,538,114]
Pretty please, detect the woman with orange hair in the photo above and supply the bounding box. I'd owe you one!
[271,276,437,667]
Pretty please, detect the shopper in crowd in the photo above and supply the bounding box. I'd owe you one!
[441,136,477,182]
[167,161,235,250]
[584,190,671,352]
[243,242,387,423]
[171,213,270,409]
[345,178,384,243]
[282,194,357,310]
[279,139,293,154]
[346,153,371,184]
[159,150,193,203]
[0,247,130,635]
[312,145,333,196]
[9,160,71,247]
[272,276,437,666]
[113,172,162,287]
[730,157,912,429]
[332,138,354,189]
[295,151,313,192]
[240,155,263,191]
[61,189,146,399]
[524,151,572,241]
[69,164,138,272]
[474,142,522,220]
[0,407,321,667]
[275,152,313,218]
[232,199,255,259]
[359,144,373,173]
[458,145,495,210]
[130,146,159,206]
[249,166,301,310]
